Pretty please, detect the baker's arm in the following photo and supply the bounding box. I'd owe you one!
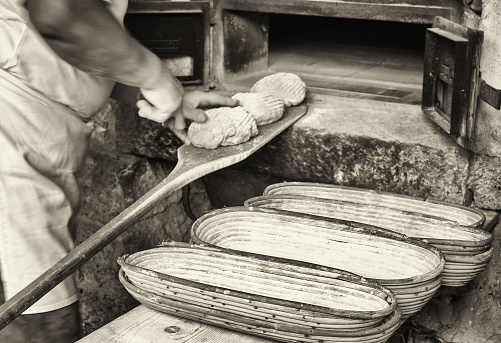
[25,0,193,127]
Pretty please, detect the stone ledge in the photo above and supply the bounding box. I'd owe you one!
[116,93,471,204]
[222,94,470,204]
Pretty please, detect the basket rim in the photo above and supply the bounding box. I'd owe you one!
[118,242,397,320]
[263,182,486,227]
[244,194,493,247]
[118,267,403,338]
[190,206,445,285]
[444,246,494,263]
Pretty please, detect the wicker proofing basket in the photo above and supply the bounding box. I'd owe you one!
[263,182,486,228]
[258,182,493,287]
[118,242,401,343]
[190,207,445,319]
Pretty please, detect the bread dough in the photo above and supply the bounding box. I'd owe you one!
[250,73,306,107]
[188,106,258,149]
[232,92,285,126]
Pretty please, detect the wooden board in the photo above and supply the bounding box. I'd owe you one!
[77,305,276,343]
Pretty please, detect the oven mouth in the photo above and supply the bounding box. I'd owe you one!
[124,6,209,86]
[225,13,431,105]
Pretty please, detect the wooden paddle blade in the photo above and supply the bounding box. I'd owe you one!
[159,101,308,192]
[176,102,308,171]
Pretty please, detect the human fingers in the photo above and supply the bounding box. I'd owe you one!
[181,105,208,123]
[184,90,240,109]
[166,99,206,127]
[137,99,155,118]
[137,99,191,144]
[174,111,186,130]
[139,66,184,113]
[137,99,173,123]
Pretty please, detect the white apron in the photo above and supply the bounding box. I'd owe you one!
[0,0,127,314]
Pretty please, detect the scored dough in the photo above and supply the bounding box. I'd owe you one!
[231,92,285,126]
[188,106,258,149]
[250,72,306,107]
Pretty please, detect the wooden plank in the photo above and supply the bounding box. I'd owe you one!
[127,1,209,13]
[221,0,456,24]
[77,305,276,343]
[479,79,501,110]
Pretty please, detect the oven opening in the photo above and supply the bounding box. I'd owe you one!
[269,15,429,104]
[124,12,206,85]
[224,12,430,105]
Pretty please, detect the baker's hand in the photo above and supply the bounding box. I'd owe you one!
[137,65,185,124]
[137,83,239,144]
[167,90,240,144]
[182,90,240,118]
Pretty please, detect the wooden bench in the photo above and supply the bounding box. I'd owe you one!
[77,305,277,343]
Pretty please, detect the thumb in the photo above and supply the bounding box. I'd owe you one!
[180,105,208,123]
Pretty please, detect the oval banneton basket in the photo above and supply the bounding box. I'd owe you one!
[258,182,493,287]
[118,242,401,343]
[190,207,445,319]
[263,182,486,228]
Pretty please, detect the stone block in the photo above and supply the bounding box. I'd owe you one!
[472,0,501,156]
[468,154,501,210]
[114,101,181,161]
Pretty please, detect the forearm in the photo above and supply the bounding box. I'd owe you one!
[26,0,166,90]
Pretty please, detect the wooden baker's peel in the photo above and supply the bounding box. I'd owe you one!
[0,102,308,329]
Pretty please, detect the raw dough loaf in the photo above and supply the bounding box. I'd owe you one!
[250,72,306,107]
[231,92,285,126]
[188,106,258,149]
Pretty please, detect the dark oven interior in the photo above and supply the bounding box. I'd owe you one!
[223,11,431,105]
[124,13,205,84]
[124,1,211,87]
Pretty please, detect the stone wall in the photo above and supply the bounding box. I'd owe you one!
[399,3,501,341]
[465,0,501,211]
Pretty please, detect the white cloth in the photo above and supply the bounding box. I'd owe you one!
[0,0,127,314]
[0,0,127,118]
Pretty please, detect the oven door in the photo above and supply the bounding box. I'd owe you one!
[124,1,211,88]
[422,16,499,150]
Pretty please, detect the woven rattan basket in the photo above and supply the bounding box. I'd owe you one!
[253,182,493,287]
[118,242,400,343]
[263,182,485,228]
[191,207,445,318]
